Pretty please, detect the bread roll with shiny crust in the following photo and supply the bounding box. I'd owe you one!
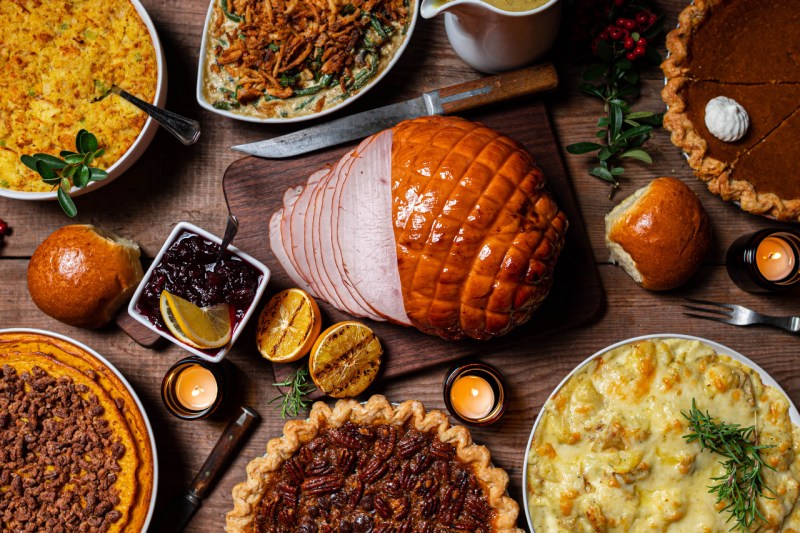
[391,116,568,340]
[27,225,144,328]
[605,177,711,291]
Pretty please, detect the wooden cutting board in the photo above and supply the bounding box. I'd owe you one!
[222,98,604,395]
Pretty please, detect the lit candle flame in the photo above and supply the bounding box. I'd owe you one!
[767,252,783,261]
[191,386,205,397]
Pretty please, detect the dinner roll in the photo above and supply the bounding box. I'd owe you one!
[27,225,144,328]
[605,177,711,290]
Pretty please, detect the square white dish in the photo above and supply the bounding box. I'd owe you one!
[127,221,270,362]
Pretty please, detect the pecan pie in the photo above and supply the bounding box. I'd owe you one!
[0,331,154,532]
[662,0,800,221]
[227,395,522,532]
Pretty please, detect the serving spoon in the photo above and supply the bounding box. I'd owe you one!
[94,85,201,145]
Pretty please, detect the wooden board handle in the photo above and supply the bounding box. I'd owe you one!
[439,63,558,115]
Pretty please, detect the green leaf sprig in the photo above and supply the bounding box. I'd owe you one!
[269,367,316,419]
[21,129,109,217]
[566,0,664,196]
[682,399,775,532]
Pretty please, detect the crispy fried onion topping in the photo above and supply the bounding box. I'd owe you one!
[211,0,409,106]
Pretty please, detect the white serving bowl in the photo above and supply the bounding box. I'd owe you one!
[521,333,800,532]
[0,0,167,202]
[195,0,418,123]
[0,328,159,532]
[127,222,271,363]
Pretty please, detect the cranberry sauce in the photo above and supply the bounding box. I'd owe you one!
[135,232,263,333]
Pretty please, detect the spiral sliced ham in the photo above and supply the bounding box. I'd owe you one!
[269,116,568,340]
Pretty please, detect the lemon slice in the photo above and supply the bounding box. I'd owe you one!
[309,321,382,398]
[159,290,232,349]
[256,288,322,363]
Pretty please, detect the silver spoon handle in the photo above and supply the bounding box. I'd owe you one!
[114,86,201,145]
[216,213,239,263]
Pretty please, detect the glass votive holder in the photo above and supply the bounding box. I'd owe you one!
[162,357,227,420]
[443,361,507,427]
[726,229,800,292]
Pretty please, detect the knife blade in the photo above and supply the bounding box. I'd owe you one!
[150,406,260,533]
[232,62,558,158]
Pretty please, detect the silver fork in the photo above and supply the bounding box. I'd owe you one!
[683,298,800,334]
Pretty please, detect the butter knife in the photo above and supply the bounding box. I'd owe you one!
[150,406,260,532]
[232,63,558,158]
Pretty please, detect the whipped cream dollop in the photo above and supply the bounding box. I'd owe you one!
[704,96,750,142]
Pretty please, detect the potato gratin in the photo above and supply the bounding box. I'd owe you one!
[0,0,157,192]
[527,338,800,532]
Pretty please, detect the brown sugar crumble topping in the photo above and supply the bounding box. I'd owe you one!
[0,364,125,532]
[255,421,496,533]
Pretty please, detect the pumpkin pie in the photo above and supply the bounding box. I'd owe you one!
[662,0,800,220]
[227,395,522,532]
[0,331,154,532]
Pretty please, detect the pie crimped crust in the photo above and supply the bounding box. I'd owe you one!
[227,395,522,532]
[0,331,154,532]
[661,0,800,221]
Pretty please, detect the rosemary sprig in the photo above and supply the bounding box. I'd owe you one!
[566,0,664,196]
[682,399,775,532]
[269,367,316,419]
[20,129,108,217]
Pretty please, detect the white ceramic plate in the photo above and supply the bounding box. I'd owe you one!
[0,328,159,531]
[195,0,417,123]
[0,0,167,202]
[521,333,800,532]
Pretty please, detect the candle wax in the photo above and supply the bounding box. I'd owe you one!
[450,375,495,420]
[756,237,796,281]
[174,365,218,411]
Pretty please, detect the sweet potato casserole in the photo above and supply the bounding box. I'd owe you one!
[527,338,800,532]
[202,0,412,119]
[0,0,157,193]
[0,332,154,532]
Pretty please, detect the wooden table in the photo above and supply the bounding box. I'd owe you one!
[1,0,797,530]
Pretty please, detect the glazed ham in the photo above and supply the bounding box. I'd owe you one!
[269,116,568,340]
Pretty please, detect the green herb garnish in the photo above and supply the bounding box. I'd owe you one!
[20,129,108,217]
[270,367,316,419]
[682,399,775,531]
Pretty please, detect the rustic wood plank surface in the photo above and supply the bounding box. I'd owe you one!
[0,0,798,531]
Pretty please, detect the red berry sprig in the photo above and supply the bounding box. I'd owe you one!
[0,219,9,242]
[566,0,664,194]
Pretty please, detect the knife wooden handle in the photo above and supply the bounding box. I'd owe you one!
[190,405,260,499]
[438,63,558,115]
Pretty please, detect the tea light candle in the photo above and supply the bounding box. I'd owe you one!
[162,357,227,420]
[450,375,495,420]
[726,230,800,292]
[443,361,507,426]
[174,365,218,411]
[756,237,795,281]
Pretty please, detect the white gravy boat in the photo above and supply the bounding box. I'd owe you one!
[421,0,561,73]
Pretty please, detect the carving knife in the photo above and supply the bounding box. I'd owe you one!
[149,406,260,532]
[231,62,558,158]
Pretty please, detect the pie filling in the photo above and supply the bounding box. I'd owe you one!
[731,106,800,199]
[254,421,496,532]
[682,81,800,165]
[663,0,800,217]
[683,0,800,83]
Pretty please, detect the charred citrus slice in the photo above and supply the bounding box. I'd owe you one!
[159,290,232,349]
[308,321,382,398]
[256,288,322,363]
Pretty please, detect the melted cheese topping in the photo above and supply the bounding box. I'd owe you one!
[527,339,800,532]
